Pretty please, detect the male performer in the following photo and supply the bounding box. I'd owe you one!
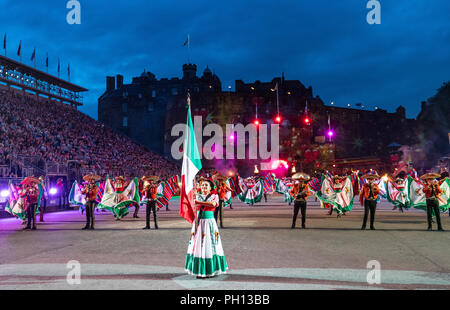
[214,174,231,229]
[142,176,160,229]
[21,178,40,230]
[422,173,444,231]
[81,175,100,230]
[290,173,310,229]
[360,173,381,230]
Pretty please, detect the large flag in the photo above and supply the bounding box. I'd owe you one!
[30,47,35,61]
[180,94,202,223]
[5,181,27,221]
[17,40,21,56]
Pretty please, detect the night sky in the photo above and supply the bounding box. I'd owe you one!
[1,0,449,119]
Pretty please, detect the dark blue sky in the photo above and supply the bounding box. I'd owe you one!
[1,0,449,119]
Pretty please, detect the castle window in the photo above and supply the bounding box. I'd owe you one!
[123,116,128,127]
[138,93,142,99]
[152,90,156,97]
[148,102,154,111]
[122,102,127,113]
[172,88,178,95]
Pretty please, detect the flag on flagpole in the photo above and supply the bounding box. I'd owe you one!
[179,93,202,223]
[45,53,48,68]
[17,40,21,56]
[3,33,6,50]
[183,35,189,47]
[57,57,60,77]
[30,47,35,61]
[68,63,70,80]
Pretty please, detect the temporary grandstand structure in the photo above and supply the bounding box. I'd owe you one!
[0,55,87,107]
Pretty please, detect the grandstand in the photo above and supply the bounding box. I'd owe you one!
[0,55,179,192]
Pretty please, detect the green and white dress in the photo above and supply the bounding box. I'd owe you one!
[185,193,228,277]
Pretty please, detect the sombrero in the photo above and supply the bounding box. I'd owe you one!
[141,175,160,183]
[362,170,380,179]
[115,176,125,182]
[198,177,214,188]
[21,177,41,186]
[212,173,227,182]
[83,174,101,182]
[292,172,310,181]
[420,173,441,180]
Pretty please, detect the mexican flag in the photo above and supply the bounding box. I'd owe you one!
[180,99,202,223]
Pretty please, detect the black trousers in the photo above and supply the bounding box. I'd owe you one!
[133,204,140,217]
[362,199,377,228]
[214,199,224,228]
[145,200,158,228]
[426,199,442,230]
[26,203,37,228]
[292,200,306,228]
[84,201,97,228]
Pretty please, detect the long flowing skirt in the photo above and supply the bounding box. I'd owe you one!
[185,211,228,277]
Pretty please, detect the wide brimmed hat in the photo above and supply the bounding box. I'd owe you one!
[141,175,160,182]
[362,174,380,180]
[332,175,346,179]
[292,172,310,181]
[83,174,101,182]
[212,173,227,182]
[115,176,125,182]
[21,177,41,186]
[420,173,441,180]
[198,177,214,188]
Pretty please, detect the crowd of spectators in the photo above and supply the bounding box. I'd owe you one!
[0,87,179,179]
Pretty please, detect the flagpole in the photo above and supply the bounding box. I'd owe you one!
[187,34,190,64]
[276,83,279,115]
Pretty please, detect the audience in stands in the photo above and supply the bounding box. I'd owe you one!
[0,88,179,178]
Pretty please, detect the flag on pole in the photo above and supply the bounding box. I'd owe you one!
[183,35,189,46]
[68,63,70,80]
[57,57,60,76]
[179,93,202,223]
[45,53,48,68]
[3,33,6,50]
[274,82,278,91]
[17,40,21,56]
[30,47,35,61]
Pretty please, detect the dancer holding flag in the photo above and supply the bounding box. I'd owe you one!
[181,93,228,278]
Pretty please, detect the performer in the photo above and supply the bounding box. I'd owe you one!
[290,173,310,229]
[81,174,100,230]
[421,173,444,231]
[20,177,41,230]
[113,176,127,220]
[38,176,47,222]
[213,173,231,229]
[360,172,381,230]
[141,176,160,230]
[185,178,228,278]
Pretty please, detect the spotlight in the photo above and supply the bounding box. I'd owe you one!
[49,188,58,195]
[0,190,9,198]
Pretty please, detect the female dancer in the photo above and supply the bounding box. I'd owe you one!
[185,178,228,278]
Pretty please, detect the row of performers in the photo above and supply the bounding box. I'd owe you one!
[6,170,450,232]
[282,170,450,231]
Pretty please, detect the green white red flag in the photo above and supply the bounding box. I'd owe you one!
[180,94,202,223]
